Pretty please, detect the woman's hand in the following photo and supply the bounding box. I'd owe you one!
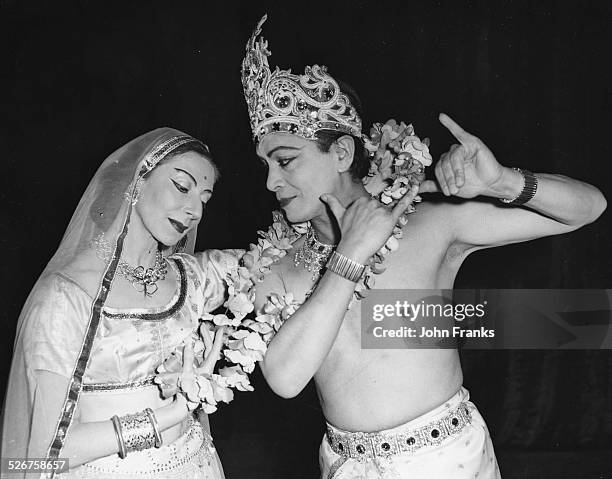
[321,185,419,264]
[157,326,226,418]
[197,324,226,375]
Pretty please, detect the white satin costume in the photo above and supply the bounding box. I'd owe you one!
[1,129,236,478]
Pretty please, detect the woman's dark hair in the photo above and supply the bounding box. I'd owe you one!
[313,81,370,181]
[158,140,220,183]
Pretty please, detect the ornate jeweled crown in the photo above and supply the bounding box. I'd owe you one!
[241,15,362,143]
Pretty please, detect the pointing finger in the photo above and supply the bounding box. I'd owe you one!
[439,113,473,145]
[202,326,226,372]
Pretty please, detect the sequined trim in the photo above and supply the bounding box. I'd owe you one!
[103,259,187,321]
[143,136,207,172]
[44,137,205,478]
[79,417,215,476]
[82,377,156,392]
[326,402,472,461]
[327,457,348,479]
[45,196,137,478]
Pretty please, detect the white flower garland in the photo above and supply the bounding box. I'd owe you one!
[248,119,433,335]
[154,262,260,413]
[154,120,432,413]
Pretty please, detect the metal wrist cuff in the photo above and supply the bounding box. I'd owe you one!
[117,410,157,455]
[326,251,366,282]
[500,167,538,205]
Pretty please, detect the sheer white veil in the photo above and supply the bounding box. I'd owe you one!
[1,128,209,476]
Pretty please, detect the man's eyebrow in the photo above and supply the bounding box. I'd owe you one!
[174,168,198,186]
[264,145,302,157]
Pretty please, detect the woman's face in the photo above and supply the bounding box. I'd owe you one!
[135,150,215,246]
[257,132,341,223]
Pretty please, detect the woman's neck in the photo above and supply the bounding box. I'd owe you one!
[121,216,159,267]
[311,180,369,244]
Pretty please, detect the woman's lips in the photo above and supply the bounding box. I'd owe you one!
[168,219,188,233]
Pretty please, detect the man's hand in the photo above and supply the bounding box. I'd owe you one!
[420,113,507,198]
[321,185,418,264]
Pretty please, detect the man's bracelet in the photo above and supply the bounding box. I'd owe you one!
[500,168,538,205]
[326,251,366,283]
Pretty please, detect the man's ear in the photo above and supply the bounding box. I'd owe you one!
[332,135,355,173]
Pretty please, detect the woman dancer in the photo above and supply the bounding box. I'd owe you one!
[2,128,238,478]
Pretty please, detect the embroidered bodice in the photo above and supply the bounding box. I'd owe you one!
[23,251,236,387]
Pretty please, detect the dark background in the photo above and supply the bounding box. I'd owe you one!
[1,1,611,477]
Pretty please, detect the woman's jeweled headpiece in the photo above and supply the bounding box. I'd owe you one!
[241,15,362,143]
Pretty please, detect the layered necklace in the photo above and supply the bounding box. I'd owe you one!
[92,233,168,297]
[293,226,336,281]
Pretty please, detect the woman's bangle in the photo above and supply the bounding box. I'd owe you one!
[116,410,157,456]
[110,415,127,459]
[145,407,163,448]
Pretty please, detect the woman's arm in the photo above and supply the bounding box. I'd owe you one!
[35,371,191,469]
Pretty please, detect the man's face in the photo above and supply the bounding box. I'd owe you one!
[257,132,341,223]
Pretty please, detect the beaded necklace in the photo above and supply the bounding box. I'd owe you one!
[92,233,167,297]
[293,226,336,281]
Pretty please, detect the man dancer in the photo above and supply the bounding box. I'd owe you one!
[242,17,606,478]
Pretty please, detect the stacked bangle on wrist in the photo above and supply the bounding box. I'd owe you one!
[111,408,163,459]
[145,407,163,448]
[326,251,366,283]
[500,167,538,205]
[110,415,127,459]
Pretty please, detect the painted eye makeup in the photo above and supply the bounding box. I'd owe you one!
[171,179,189,193]
[277,156,296,167]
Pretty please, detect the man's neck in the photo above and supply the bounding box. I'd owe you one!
[311,180,370,244]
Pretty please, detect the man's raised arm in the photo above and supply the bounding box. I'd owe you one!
[418,113,606,250]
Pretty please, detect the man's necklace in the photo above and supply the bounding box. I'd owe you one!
[92,233,168,297]
[293,226,336,281]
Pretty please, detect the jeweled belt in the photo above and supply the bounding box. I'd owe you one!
[82,376,156,392]
[326,402,472,460]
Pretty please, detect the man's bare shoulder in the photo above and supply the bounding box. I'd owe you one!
[410,200,451,222]
[398,200,457,241]
[406,198,498,237]
[410,198,486,222]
